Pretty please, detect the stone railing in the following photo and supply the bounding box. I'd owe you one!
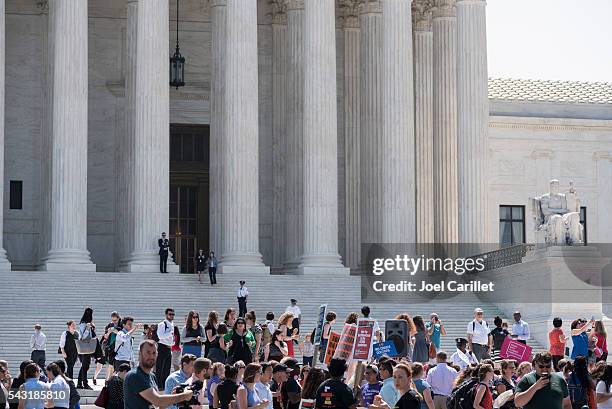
[475,243,535,272]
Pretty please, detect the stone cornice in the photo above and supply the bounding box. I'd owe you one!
[359,0,382,15]
[412,0,433,31]
[432,0,456,19]
[339,0,360,29]
[269,0,287,25]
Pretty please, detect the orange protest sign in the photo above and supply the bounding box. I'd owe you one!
[333,324,357,361]
[324,331,341,366]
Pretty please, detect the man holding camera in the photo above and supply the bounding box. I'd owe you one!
[165,354,197,409]
[514,351,571,409]
[124,340,193,409]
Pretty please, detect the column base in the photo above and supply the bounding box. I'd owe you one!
[297,253,349,275]
[218,264,270,275]
[219,252,269,275]
[39,249,96,272]
[282,259,300,274]
[0,248,12,271]
[119,250,180,273]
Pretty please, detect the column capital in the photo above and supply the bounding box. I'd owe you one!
[339,0,360,29]
[432,0,456,18]
[269,0,287,25]
[412,0,433,31]
[284,0,304,11]
[359,0,382,15]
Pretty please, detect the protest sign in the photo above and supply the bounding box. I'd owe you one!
[324,331,341,365]
[373,340,398,360]
[313,304,328,345]
[353,319,375,361]
[333,324,357,361]
[500,337,532,363]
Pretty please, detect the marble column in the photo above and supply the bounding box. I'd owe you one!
[381,0,415,243]
[118,0,138,269]
[0,0,10,271]
[220,0,268,274]
[271,1,287,269]
[124,0,176,272]
[432,0,458,244]
[359,0,383,247]
[341,0,361,271]
[41,0,95,271]
[283,0,304,272]
[413,0,434,244]
[209,0,226,260]
[457,0,489,244]
[298,0,346,274]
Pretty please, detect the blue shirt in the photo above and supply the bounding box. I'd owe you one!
[380,377,400,407]
[413,379,431,409]
[425,322,442,349]
[23,378,49,409]
[360,382,382,407]
[571,332,589,359]
[164,370,189,409]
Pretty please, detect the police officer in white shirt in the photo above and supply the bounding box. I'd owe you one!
[156,308,176,389]
[467,308,492,361]
[511,311,530,344]
[237,281,249,317]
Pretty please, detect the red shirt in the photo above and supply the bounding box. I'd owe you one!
[549,328,565,356]
[476,383,493,409]
[596,332,608,353]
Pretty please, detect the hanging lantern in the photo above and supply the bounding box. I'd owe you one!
[170,0,185,89]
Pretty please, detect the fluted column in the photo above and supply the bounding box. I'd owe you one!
[413,0,434,243]
[298,0,346,274]
[209,0,226,260]
[457,0,489,244]
[432,0,458,244]
[271,1,287,269]
[123,0,176,272]
[359,0,383,247]
[220,0,268,274]
[283,0,304,272]
[118,0,138,269]
[381,0,415,243]
[341,0,360,271]
[0,0,10,271]
[41,0,95,271]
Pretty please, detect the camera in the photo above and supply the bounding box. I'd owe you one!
[174,380,203,409]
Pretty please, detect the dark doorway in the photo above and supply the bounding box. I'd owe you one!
[169,124,209,273]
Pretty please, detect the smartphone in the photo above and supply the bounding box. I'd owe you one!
[541,372,550,380]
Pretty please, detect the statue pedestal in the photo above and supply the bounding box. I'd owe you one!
[478,245,610,351]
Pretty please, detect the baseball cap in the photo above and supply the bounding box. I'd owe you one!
[272,364,292,374]
[474,308,484,314]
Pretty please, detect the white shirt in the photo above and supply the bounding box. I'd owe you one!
[30,331,47,350]
[264,320,275,334]
[50,376,70,409]
[237,287,249,298]
[511,320,530,341]
[115,329,134,361]
[596,380,612,408]
[157,320,175,346]
[451,348,478,370]
[467,319,490,345]
[426,363,458,396]
[285,305,301,317]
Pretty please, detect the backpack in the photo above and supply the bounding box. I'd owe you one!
[148,324,160,342]
[261,321,272,347]
[446,378,479,409]
[567,373,587,407]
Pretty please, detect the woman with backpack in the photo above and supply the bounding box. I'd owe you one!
[473,364,494,409]
[224,318,255,364]
[568,356,596,409]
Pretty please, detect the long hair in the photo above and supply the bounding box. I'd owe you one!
[271,330,286,347]
[80,307,94,324]
[395,313,417,334]
[278,312,294,327]
[302,368,326,400]
[186,310,200,330]
[601,364,612,390]
[224,308,235,322]
[413,316,426,332]
[345,312,358,325]
[207,311,219,328]
[573,356,593,391]
[243,363,261,384]
[595,320,607,338]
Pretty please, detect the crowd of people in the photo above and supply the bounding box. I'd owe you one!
[0,302,610,409]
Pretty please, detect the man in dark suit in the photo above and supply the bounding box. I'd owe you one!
[158,232,170,273]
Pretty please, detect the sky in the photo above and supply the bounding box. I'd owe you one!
[486,0,612,82]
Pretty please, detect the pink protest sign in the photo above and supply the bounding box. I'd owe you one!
[500,337,533,363]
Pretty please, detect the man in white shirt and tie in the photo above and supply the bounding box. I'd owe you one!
[156,308,176,389]
[237,281,249,317]
[511,311,530,345]
[426,351,458,409]
[30,324,47,368]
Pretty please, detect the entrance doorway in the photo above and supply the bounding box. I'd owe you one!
[169,124,209,273]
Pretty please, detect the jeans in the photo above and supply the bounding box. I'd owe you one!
[209,267,217,284]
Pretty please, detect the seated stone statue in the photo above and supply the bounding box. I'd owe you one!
[530,179,583,246]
